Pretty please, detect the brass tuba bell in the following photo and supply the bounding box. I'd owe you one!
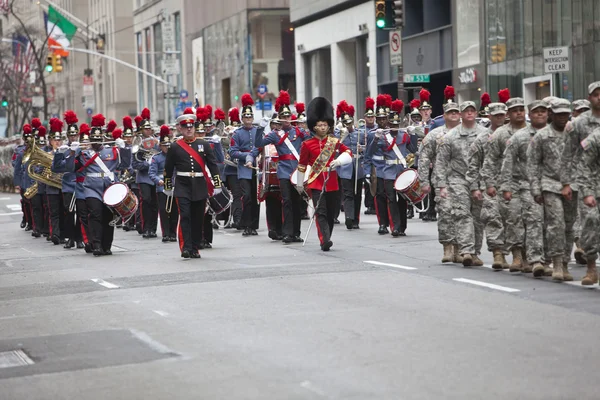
[24,142,64,188]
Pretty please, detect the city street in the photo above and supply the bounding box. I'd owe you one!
[0,192,599,399]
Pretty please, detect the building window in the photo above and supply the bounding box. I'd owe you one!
[174,12,182,92]
[153,22,164,121]
[136,32,144,109]
[145,28,153,111]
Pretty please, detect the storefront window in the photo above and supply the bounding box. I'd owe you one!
[456,0,480,68]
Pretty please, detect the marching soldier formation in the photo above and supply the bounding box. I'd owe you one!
[7,81,600,286]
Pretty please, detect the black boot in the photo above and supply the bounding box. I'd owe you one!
[64,239,75,249]
[242,227,252,236]
[321,240,333,251]
[76,241,85,249]
[345,218,354,230]
[378,225,389,235]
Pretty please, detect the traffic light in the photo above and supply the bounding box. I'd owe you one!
[54,55,63,72]
[46,55,54,72]
[375,0,386,29]
[1,96,7,108]
[490,44,507,63]
[392,0,403,28]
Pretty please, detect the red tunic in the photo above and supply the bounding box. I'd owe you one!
[298,136,351,192]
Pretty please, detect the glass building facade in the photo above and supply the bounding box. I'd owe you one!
[486,0,600,102]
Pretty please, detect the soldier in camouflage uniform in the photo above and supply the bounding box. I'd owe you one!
[571,99,590,118]
[466,102,509,270]
[527,99,576,282]
[500,100,549,277]
[480,97,528,272]
[419,99,461,263]
[436,101,487,267]
[563,82,600,285]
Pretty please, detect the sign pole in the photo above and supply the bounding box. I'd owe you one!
[389,30,406,116]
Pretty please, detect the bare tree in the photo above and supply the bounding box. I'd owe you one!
[0,41,33,135]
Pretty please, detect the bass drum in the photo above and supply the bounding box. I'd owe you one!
[393,169,428,212]
[209,187,232,215]
[103,182,138,222]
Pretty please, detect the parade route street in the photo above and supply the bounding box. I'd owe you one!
[1,191,599,400]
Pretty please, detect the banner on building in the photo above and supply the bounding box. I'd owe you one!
[192,36,204,106]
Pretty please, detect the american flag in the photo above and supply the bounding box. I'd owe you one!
[11,34,35,75]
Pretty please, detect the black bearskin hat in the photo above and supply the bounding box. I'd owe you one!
[307,97,334,133]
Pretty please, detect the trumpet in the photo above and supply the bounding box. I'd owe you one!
[357,119,366,128]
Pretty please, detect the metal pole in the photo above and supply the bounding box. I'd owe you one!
[38,0,100,35]
[396,30,407,117]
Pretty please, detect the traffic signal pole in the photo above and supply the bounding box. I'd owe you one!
[392,1,406,115]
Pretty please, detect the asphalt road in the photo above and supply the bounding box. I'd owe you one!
[0,192,599,399]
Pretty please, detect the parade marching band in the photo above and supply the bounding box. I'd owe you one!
[6,81,600,286]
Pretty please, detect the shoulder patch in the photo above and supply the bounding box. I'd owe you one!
[581,138,592,151]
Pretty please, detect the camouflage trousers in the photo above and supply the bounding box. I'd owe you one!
[579,197,600,261]
[447,183,478,254]
[472,197,483,255]
[515,189,543,263]
[434,188,455,245]
[480,194,509,252]
[542,191,578,260]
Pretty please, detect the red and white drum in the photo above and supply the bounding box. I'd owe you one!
[290,165,312,186]
[394,169,429,212]
[103,182,138,222]
[208,187,232,215]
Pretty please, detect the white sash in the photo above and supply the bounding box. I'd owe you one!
[90,150,115,182]
[385,133,407,167]
[277,130,300,161]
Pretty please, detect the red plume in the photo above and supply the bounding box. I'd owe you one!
[91,114,105,127]
[384,94,393,108]
[228,107,240,123]
[480,92,491,108]
[444,86,455,101]
[274,98,281,113]
[37,126,46,137]
[141,107,151,120]
[183,107,194,115]
[295,102,305,114]
[291,114,298,121]
[419,89,431,103]
[205,104,212,119]
[160,125,170,138]
[196,107,208,122]
[123,116,133,130]
[391,99,404,113]
[50,118,63,133]
[410,99,421,109]
[134,115,142,127]
[79,123,90,135]
[214,108,225,120]
[336,100,349,119]
[365,97,375,111]
[31,118,41,129]
[63,110,78,125]
[22,124,32,134]
[498,88,510,104]
[376,94,387,109]
[106,119,117,133]
[277,90,290,106]
[241,93,254,106]
[348,105,355,117]
[112,128,123,140]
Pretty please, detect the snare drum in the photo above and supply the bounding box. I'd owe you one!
[103,182,138,221]
[394,169,429,212]
[209,187,232,215]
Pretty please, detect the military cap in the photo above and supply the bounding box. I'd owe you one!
[572,99,591,111]
[443,101,459,113]
[543,96,559,108]
[506,97,525,109]
[528,100,548,111]
[388,111,402,125]
[588,81,600,95]
[551,99,571,114]
[176,113,196,128]
[488,102,508,115]
[459,101,477,112]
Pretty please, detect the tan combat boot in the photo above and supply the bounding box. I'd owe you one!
[552,256,564,281]
[581,259,598,286]
[543,259,553,276]
[492,249,505,270]
[441,244,453,263]
[462,253,473,267]
[521,249,533,273]
[574,240,586,265]
[453,245,463,263]
[509,247,524,272]
[532,262,545,278]
[562,262,573,282]
[472,254,484,266]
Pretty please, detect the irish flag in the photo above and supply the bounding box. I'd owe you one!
[44,6,77,57]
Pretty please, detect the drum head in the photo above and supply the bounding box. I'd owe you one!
[394,169,417,191]
[103,183,128,206]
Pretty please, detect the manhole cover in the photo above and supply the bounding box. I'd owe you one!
[0,350,34,369]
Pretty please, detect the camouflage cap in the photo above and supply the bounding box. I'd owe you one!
[459,101,477,112]
[528,100,548,111]
[551,98,571,114]
[487,102,507,115]
[572,99,591,111]
[506,97,525,109]
[443,101,459,113]
[543,96,559,108]
[588,81,600,95]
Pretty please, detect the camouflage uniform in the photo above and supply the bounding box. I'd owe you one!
[436,122,487,255]
[527,123,577,262]
[418,125,455,245]
[481,123,527,252]
[562,110,600,261]
[500,125,544,263]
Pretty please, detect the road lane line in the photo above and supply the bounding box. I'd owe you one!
[0,212,22,217]
[453,278,520,293]
[153,310,169,317]
[90,278,120,289]
[565,281,599,290]
[300,381,326,397]
[0,197,10,200]
[364,260,417,270]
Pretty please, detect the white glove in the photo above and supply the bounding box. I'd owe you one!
[375,128,383,139]
[366,174,371,179]
[331,152,352,168]
[164,189,173,196]
[58,144,69,153]
[336,122,343,130]
[259,116,270,128]
[339,127,348,136]
[295,171,305,193]
[213,187,222,195]
[70,141,80,151]
[330,159,341,169]
[115,138,125,149]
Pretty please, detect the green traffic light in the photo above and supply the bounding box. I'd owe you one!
[46,65,53,72]
[1,101,7,107]
[376,19,386,28]
[234,95,239,100]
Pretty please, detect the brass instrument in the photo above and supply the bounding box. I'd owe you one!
[24,182,38,199]
[357,119,366,128]
[406,153,415,168]
[132,135,159,162]
[24,142,63,188]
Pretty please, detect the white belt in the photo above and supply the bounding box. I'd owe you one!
[386,159,402,165]
[86,172,113,178]
[372,155,384,161]
[176,171,204,178]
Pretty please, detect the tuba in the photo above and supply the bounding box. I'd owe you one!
[24,182,38,199]
[24,142,63,188]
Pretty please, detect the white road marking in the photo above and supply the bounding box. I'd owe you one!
[565,281,599,290]
[6,204,21,210]
[90,278,120,289]
[364,260,417,270]
[300,381,326,397]
[0,197,10,200]
[453,278,520,293]
[153,310,169,317]
[0,212,22,217]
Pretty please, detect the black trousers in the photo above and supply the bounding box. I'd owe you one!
[311,190,340,245]
[265,193,283,235]
[426,171,437,218]
[176,197,206,253]
[20,189,32,226]
[375,177,389,226]
[86,197,115,251]
[384,179,407,233]
[157,192,179,238]
[341,177,365,222]
[203,209,213,244]
[76,198,91,244]
[31,193,44,233]
[139,183,158,234]
[240,176,260,229]
[42,195,49,234]
[47,193,64,239]
[225,175,243,225]
[279,178,302,237]
[364,180,374,208]
[62,193,80,241]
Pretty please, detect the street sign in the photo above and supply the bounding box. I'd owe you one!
[83,84,94,97]
[257,85,267,95]
[162,58,179,75]
[179,90,189,100]
[31,96,44,108]
[389,30,402,66]
[162,17,175,52]
[86,108,93,116]
[258,101,272,111]
[83,95,95,109]
[163,93,180,99]
[403,74,430,83]
[543,46,569,73]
